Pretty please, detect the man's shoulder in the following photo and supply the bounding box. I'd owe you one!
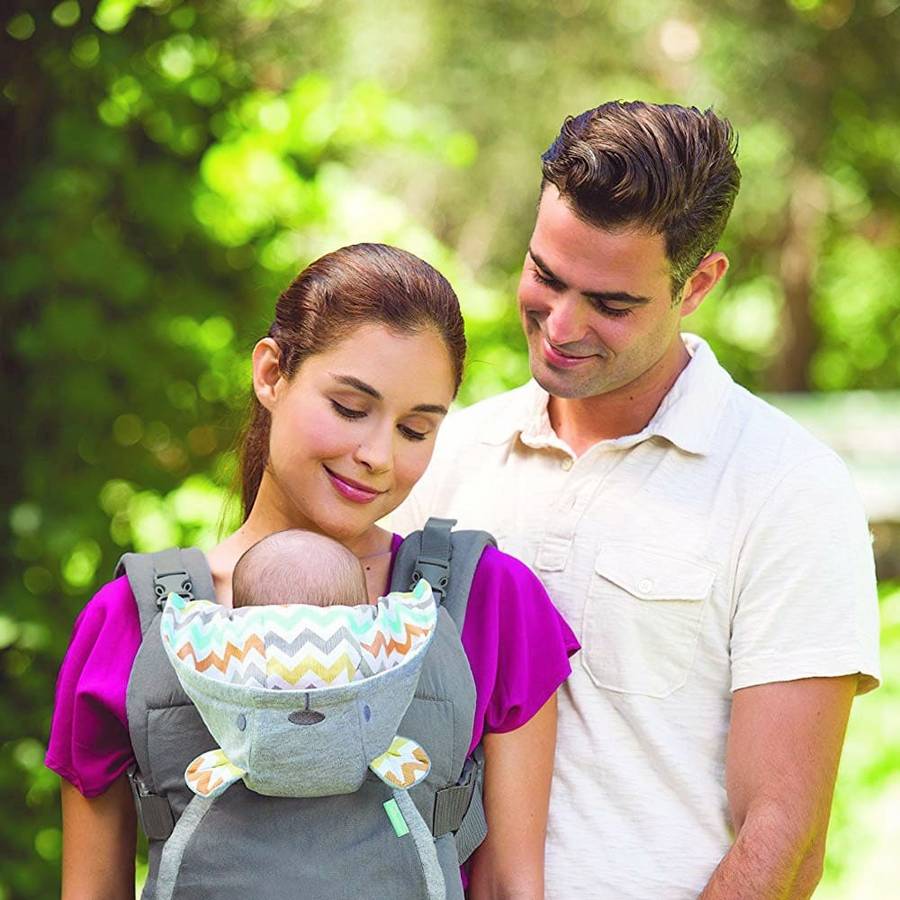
[721,381,849,482]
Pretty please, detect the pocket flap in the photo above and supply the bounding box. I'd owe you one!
[594,544,715,601]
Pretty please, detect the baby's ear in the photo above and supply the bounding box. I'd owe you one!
[185,749,246,798]
[369,736,431,789]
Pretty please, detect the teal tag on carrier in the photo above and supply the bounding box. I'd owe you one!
[383,798,410,837]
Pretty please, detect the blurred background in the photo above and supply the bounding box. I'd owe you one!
[2,0,899,896]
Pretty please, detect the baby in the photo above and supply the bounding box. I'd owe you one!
[231,529,368,609]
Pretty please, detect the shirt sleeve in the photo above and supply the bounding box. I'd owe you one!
[730,452,881,694]
[461,545,580,752]
[44,576,142,797]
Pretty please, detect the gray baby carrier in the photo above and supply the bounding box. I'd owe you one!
[117,518,494,900]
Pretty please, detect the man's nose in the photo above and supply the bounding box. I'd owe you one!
[543,294,588,347]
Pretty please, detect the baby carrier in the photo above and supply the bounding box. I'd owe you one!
[117,518,494,900]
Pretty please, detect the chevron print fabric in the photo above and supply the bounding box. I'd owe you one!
[161,580,436,691]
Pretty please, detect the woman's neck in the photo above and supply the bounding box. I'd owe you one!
[207,493,395,605]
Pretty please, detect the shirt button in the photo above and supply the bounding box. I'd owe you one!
[561,458,573,471]
[638,578,654,594]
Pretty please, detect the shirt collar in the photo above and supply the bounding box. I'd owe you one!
[480,334,733,456]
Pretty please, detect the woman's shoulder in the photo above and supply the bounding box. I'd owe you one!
[470,545,579,647]
[75,573,141,632]
[46,574,143,795]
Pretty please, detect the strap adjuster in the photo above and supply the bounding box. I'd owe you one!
[128,767,175,840]
[153,569,194,608]
[431,754,478,838]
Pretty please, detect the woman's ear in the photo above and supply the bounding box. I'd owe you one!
[252,338,283,412]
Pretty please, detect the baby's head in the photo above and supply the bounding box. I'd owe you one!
[232,529,368,609]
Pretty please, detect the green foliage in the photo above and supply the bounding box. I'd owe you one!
[2,0,898,896]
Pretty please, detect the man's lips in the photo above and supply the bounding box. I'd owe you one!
[323,466,386,504]
[541,336,600,368]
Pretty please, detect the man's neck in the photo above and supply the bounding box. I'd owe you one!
[548,339,691,456]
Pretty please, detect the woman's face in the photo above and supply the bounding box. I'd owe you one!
[256,323,456,545]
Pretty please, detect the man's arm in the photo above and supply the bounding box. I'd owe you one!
[700,675,857,899]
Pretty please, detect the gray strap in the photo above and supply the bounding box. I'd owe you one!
[392,521,494,863]
[392,789,447,900]
[390,517,496,631]
[114,547,215,636]
[431,751,481,838]
[155,793,214,900]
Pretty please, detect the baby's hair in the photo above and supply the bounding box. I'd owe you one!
[232,529,368,608]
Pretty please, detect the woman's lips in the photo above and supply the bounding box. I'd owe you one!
[323,466,384,504]
[541,336,597,369]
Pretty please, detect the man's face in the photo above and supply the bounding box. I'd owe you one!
[517,187,688,400]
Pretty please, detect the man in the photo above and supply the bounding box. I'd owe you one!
[391,101,880,898]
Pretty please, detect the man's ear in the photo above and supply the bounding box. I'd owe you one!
[252,338,283,412]
[679,252,729,318]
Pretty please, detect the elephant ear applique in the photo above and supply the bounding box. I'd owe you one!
[369,736,431,789]
[185,749,247,798]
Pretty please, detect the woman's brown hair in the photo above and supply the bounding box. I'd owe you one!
[237,243,466,520]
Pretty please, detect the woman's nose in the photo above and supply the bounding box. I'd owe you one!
[352,425,393,473]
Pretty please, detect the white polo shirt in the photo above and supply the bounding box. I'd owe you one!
[390,334,880,899]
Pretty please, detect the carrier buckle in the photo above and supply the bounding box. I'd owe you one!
[411,556,451,602]
[128,767,175,840]
[153,569,195,608]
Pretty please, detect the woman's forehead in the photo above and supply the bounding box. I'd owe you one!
[303,324,455,404]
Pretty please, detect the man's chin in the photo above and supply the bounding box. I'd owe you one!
[531,362,604,400]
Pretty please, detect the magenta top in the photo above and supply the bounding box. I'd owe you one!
[46,534,580,797]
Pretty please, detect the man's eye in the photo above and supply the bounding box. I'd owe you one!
[398,425,427,442]
[533,269,562,290]
[594,303,634,319]
[330,400,366,420]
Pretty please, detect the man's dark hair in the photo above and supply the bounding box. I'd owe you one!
[541,101,741,296]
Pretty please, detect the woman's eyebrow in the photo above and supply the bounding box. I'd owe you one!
[332,374,380,399]
[330,374,448,416]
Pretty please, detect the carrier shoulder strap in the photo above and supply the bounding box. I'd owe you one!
[114,547,216,636]
[114,548,216,841]
[391,517,496,631]
[392,517,496,864]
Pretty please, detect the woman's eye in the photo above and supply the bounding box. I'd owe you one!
[330,400,366,420]
[398,425,428,442]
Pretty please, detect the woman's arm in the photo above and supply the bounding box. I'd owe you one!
[467,693,557,900]
[61,774,136,900]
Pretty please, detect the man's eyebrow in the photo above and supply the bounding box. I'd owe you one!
[331,374,448,416]
[528,247,654,306]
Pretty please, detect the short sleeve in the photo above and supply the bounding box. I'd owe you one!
[730,452,881,694]
[44,576,142,797]
[461,546,580,751]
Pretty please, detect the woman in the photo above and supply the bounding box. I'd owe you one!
[47,243,579,898]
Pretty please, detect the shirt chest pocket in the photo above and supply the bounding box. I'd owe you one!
[581,544,715,698]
